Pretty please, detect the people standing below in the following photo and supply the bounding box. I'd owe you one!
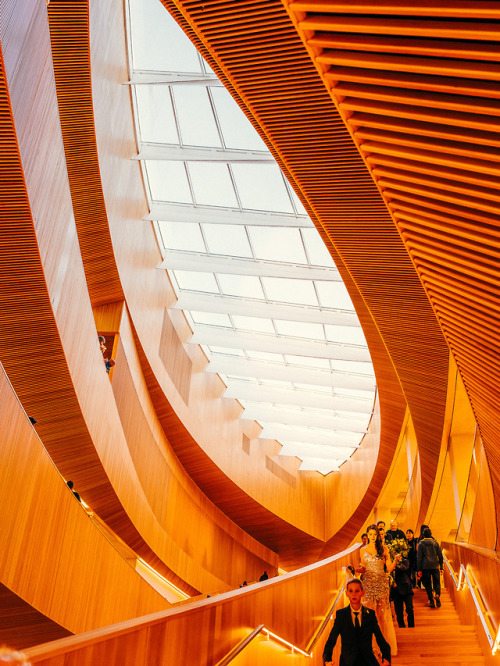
[417,527,443,608]
[405,529,418,587]
[387,520,406,542]
[259,571,269,581]
[359,524,400,655]
[390,557,414,628]
[323,578,391,666]
[378,524,392,546]
[67,480,81,502]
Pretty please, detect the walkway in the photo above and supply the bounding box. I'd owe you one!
[393,587,485,665]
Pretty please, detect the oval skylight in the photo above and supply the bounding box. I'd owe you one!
[126,0,376,474]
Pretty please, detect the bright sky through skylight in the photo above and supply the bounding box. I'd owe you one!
[126,0,376,474]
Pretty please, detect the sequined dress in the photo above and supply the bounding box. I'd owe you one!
[361,549,397,656]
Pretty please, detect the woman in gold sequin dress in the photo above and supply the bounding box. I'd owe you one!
[359,524,400,656]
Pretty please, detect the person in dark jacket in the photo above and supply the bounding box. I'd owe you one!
[417,527,443,608]
[390,558,414,627]
[405,529,418,587]
[323,578,391,666]
[387,520,406,542]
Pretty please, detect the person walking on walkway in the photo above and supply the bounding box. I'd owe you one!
[417,527,443,608]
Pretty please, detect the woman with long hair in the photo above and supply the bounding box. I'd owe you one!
[359,524,400,655]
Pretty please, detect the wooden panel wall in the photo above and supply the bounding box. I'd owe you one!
[25,546,359,666]
[0,0,279,603]
[0,364,168,640]
[282,0,500,542]
[443,542,500,666]
[112,310,278,590]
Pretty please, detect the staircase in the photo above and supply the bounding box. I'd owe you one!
[393,587,485,665]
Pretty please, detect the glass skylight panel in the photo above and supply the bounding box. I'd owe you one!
[158,221,205,253]
[301,229,337,267]
[245,350,285,363]
[285,355,330,369]
[262,277,318,306]
[130,0,202,72]
[231,164,294,213]
[325,324,367,346]
[289,187,309,216]
[190,311,232,327]
[174,270,219,293]
[333,360,375,375]
[146,161,192,203]
[211,87,269,152]
[173,87,222,148]
[208,346,246,357]
[188,162,238,207]
[315,281,356,310]
[248,227,308,264]
[203,224,252,258]
[274,320,324,341]
[231,315,275,335]
[293,383,335,393]
[135,86,179,144]
[218,274,265,299]
[128,0,378,473]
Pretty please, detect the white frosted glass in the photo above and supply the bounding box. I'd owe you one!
[203,223,252,258]
[301,229,336,267]
[218,274,265,299]
[158,221,205,252]
[285,355,330,369]
[274,320,324,340]
[332,360,375,376]
[325,325,367,346]
[174,270,219,293]
[245,351,285,362]
[315,282,356,309]
[289,187,309,215]
[188,163,238,207]
[173,87,222,148]
[231,164,294,213]
[248,227,307,264]
[211,87,269,151]
[231,315,275,334]
[191,311,232,327]
[262,277,318,306]
[146,161,192,203]
[130,0,202,72]
[208,346,246,356]
[135,87,179,144]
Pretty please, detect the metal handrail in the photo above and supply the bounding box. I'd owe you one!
[215,625,264,666]
[443,554,497,652]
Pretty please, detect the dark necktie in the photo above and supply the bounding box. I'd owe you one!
[354,611,360,631]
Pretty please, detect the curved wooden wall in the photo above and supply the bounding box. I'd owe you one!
[0,0,279,600]
[283,0,500,544]
[443,542,500,666]
[25,545,360,666]
[161,0,450,531]
[0,364,168,642]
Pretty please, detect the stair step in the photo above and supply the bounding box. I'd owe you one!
[392,588,485,665]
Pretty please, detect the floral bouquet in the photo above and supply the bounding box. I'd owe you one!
[387,537,408,560]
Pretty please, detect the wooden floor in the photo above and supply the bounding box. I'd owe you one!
[393,587,485,665]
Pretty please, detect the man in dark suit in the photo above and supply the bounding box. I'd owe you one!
[323,578,391,666]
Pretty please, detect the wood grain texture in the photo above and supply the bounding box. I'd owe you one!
[25,545,359,666]
[0,364,168,639]
[443,541,500,666]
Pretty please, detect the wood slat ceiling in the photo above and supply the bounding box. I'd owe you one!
[284,0,500,543]
[163,0,450,527]
[47,1,124,307]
